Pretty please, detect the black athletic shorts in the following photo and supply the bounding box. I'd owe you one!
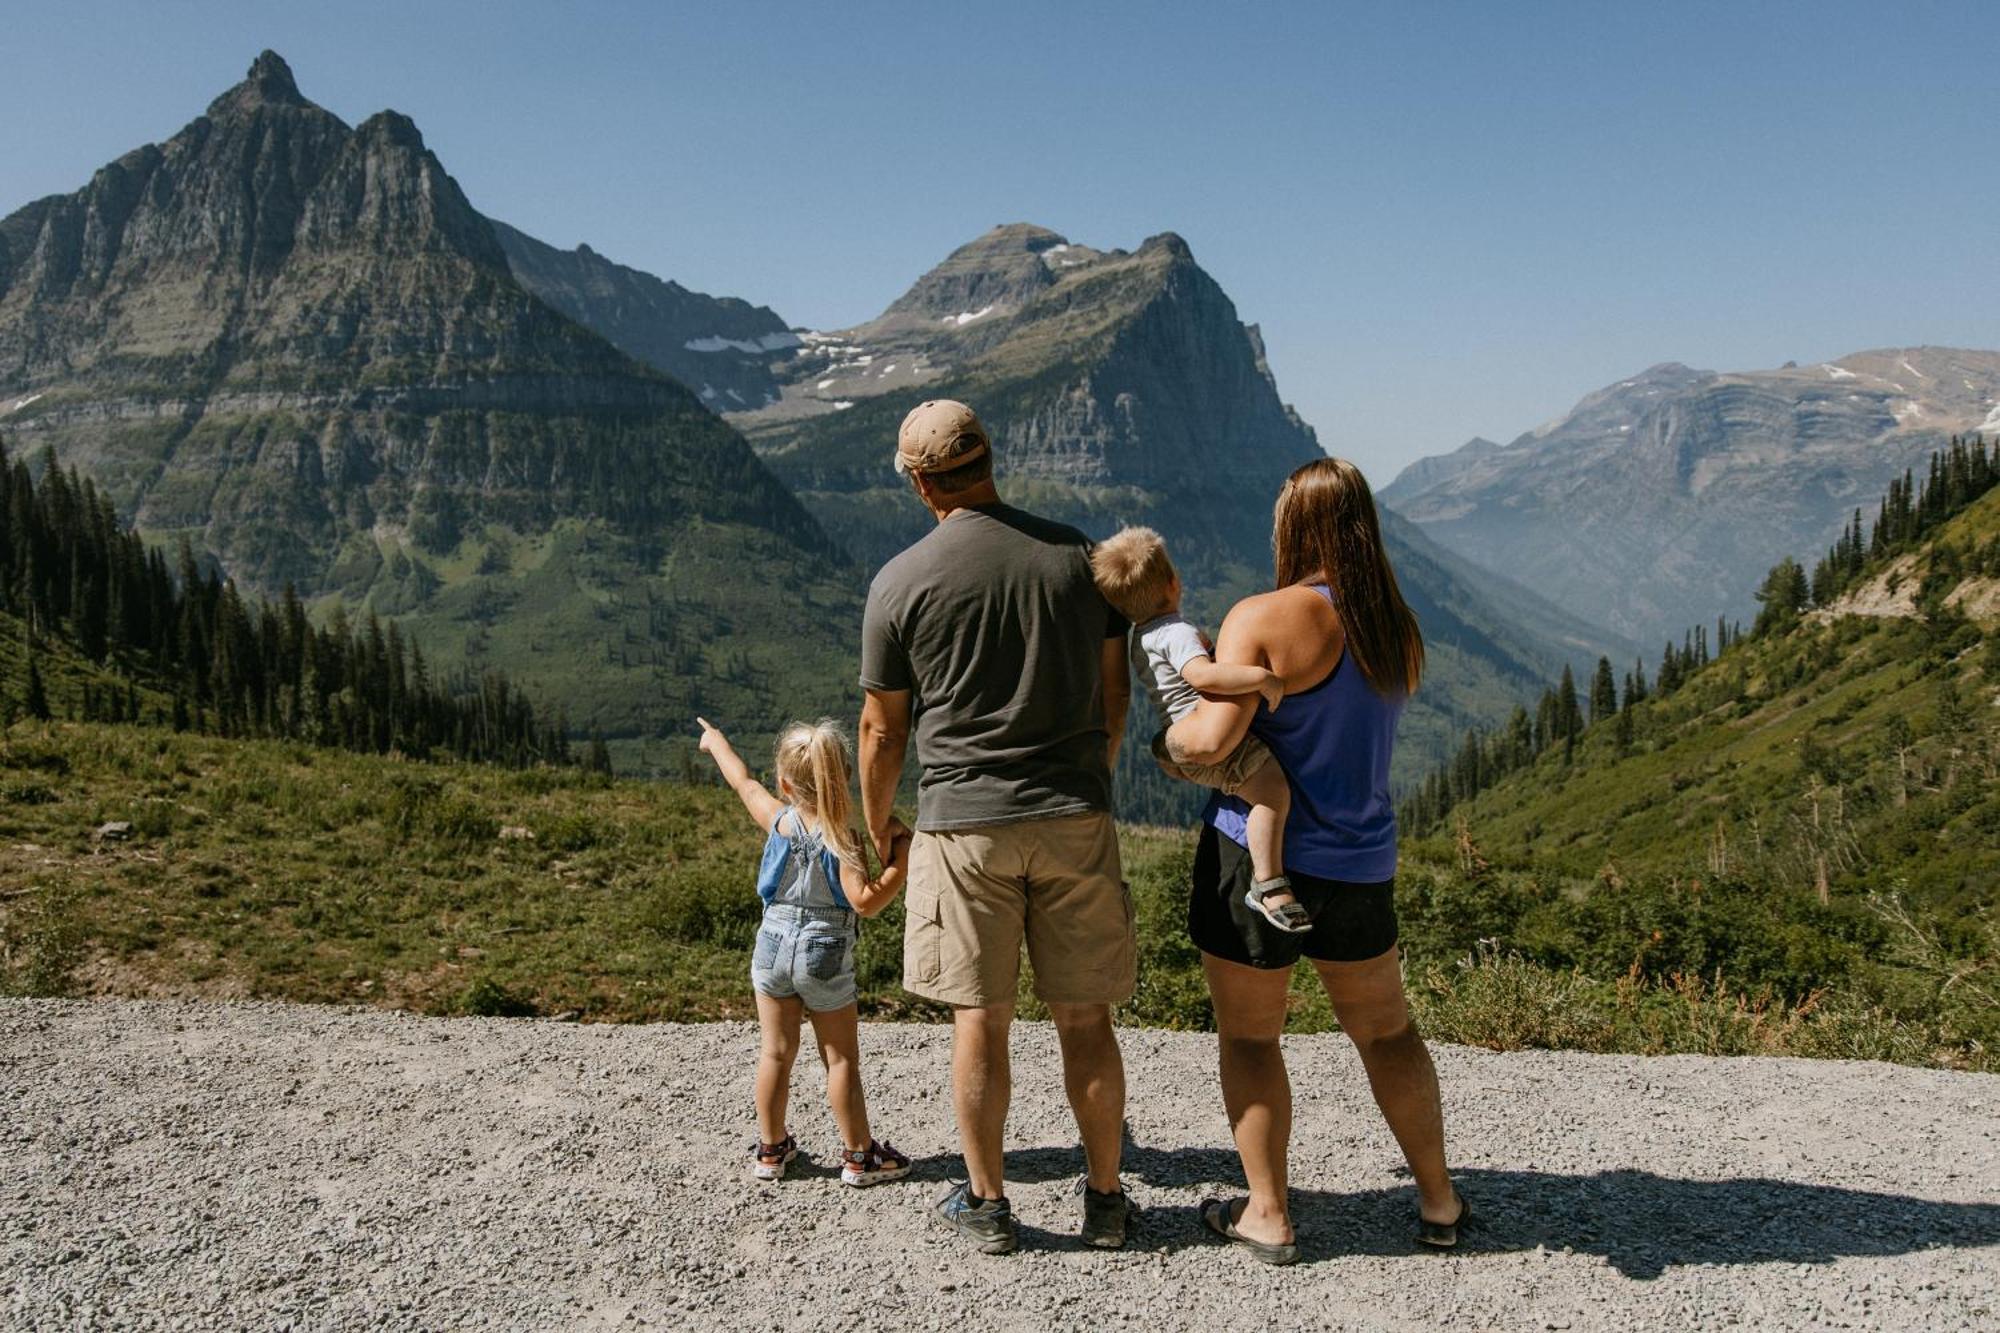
[1187,824,1398,969]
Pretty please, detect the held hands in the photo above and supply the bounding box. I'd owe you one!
[1258,673,1286,714]
[871,815,913,868]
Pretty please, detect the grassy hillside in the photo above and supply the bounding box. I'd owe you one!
[1383,479,2000,1070]
[1407,486,2000,905]
[4,718,1988,1069]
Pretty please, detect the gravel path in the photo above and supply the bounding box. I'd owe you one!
[4,999,1996,1331]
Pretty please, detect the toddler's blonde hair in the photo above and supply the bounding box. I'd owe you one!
[773,719,863,868]
[1091,525,1178,623]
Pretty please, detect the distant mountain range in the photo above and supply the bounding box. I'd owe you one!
[0,51,1618,790]
[1382,349,2000,646]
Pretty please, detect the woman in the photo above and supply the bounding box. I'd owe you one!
[1168,457,1464,1265]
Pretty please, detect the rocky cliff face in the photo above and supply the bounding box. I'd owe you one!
[491,221,798,411]
[1381,349,2000,644]
[0,52,859,761]
[727,224,1623,784]
[731,226,1324,574]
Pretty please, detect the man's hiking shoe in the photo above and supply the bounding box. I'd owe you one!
[1077,1177,1133,1249]
[933,1182,1019,1254]
[750,1134,797,1182]
[840,1139,912,1188]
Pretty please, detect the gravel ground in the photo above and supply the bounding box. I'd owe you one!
[3,999,1997,1331]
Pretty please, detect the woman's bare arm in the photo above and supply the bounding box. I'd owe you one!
[1163,598,1280,766]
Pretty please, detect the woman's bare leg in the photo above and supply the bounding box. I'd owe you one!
[806,1002,872,1152]
[1310,948,1456,1220]
[754,992,804,1145]
[1201,951,1296,1245]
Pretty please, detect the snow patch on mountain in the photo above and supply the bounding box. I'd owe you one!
[683,331,801,354]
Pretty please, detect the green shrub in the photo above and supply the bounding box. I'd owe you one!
[0,884,84,998]
[455,976,536,1018]
[1412,947,1615,1052]
[536,811,602,853]
[428,795,498,849]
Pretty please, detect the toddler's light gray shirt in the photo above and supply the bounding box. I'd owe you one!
[1134,612,1212,725]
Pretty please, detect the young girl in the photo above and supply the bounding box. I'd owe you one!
[696,715,913,1187]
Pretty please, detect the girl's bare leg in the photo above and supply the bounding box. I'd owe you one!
[806,1002,873,1152]
[755,991,804,1144]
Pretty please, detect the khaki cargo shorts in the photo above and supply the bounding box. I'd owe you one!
[903,811,1135,1008]
[1151,726,1271,795]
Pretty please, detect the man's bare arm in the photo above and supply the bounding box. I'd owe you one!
[859,687,912,862]
[1101,633,1130,773]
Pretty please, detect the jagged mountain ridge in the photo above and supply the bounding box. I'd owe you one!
[1382,349,2000,645]
[0,52,860,764]
[490,221,798,413]
[719,223,1626,789]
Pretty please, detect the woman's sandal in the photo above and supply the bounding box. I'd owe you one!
[1417,1192,1473,1250]
[750,1134,798,1182]
[1199,1197,1299,1266]
[1245,877,1313,934]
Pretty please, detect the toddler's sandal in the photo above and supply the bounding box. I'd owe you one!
[1246,877,1312,934]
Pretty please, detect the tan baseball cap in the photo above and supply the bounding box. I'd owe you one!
[896,399,991,475]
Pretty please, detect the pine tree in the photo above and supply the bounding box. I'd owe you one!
[23,651,49,720]
[1556,665,1582,743]
[585,728,613,776]
[1753,557,1809,635]
[1590,656,1618,722]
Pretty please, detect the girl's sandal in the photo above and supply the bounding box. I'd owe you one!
[839,1139,912,1188]
[1245,877,1312,934]
[750,1134,798,1182]
[1199,1196,1299,1266]
[1417,1192,1473,1250]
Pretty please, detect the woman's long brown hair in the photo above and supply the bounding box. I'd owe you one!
[1272,457,1424,696]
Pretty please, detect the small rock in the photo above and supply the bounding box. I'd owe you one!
[95,820,135,842]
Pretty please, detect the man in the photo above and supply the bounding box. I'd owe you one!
[858,399,1134,1255]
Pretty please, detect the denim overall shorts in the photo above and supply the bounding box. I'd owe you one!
[750,809,859,1012]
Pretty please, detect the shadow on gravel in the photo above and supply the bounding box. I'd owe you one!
[920,1146,2000,1278]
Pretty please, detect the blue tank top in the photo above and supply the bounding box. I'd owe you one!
[1203,585,1403,882]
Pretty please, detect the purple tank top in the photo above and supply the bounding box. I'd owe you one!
[1203,584,1403,882]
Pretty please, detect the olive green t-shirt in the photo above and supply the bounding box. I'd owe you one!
[860,503,1125,831]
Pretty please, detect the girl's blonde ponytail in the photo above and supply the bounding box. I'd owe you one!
[774,719,864,869]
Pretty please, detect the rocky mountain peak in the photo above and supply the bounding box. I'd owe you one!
[355,109,426,151]
[286,107,505,268]
[882,222,1068,320]
[1136,231,1194,263]
[206,49,308,117]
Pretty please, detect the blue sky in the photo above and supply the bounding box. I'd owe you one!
[6,1,1996,481]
